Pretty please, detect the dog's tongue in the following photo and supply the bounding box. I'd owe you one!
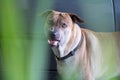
[48,40,59,46]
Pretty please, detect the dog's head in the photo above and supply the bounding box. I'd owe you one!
[44,10,84,47]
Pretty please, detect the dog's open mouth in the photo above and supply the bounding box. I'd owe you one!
[48,40,60,47]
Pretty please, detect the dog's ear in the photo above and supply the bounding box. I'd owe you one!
[38,10,52,17]
[69,13,84,23]
[38,10,53,26]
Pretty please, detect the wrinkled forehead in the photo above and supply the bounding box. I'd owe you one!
[48,11,72,24]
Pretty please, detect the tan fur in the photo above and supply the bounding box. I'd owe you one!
[46,10,120,80]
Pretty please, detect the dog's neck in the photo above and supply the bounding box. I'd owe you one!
[56,35,83,61]
[69,23,82,54]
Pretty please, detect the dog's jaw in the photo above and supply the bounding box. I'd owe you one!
[50,45,65,58]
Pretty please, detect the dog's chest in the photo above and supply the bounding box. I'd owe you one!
[56,57,85,80]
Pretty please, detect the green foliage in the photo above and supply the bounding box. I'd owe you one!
[0,0,53,80]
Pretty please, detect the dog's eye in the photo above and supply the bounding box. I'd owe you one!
[62,23,67,28]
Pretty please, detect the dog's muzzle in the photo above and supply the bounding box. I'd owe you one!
[48,27,60,47]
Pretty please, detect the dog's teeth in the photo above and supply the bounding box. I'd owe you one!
[54,41,58,45]
[48,40,50,44]
[48,40,58,46]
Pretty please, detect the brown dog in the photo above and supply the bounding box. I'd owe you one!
[44,10,120,80]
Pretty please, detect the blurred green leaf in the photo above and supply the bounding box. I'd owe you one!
[0,0,26,80]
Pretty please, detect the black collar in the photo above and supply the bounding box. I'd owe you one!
[56,34,83,61]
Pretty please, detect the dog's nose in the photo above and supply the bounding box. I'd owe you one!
[49,27,60,40]
[50,30,58,37]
